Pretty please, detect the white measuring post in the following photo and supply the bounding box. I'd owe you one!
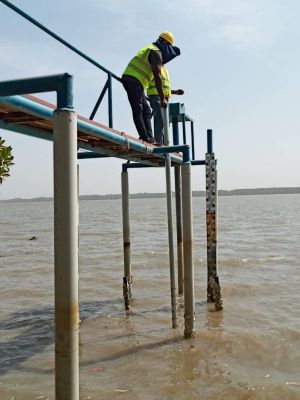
[181,161,195,338]
[163,106,177,328]
[174,164,183,295]
[53,109,79,400]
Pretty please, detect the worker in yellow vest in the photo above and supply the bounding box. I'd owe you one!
[122,31,180,144]
[147,65,184,146]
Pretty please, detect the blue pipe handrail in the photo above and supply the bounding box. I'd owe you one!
[170,113,196,161]
[0,73,73,109]
[0,0,120,127]
[0,0,207,160]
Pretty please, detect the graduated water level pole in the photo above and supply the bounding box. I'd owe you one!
[205,129,223,311]
[163,107,177,328]
[121,166,132,310]
[53,109,79,400]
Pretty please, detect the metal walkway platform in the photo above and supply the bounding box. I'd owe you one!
[0,94,183,166]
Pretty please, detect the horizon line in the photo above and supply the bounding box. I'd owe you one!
[1,186,300,202]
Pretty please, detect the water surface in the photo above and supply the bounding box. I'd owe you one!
[0,195,299,399]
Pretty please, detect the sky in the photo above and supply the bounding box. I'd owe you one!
[0,0,299,200]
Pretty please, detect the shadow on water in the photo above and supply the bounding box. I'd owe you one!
[0,300,186,377]
[79,335,184,367]
[0,299,123,377]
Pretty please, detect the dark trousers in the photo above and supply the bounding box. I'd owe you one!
[148,95,164,145]
[122,75,153,140]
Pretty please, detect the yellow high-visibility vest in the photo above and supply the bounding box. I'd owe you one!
[147,65,171,98]
[123,44,160,89]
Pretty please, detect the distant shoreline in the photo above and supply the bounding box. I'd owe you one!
[1,187,300,203]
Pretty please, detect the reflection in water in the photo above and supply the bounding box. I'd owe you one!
[204,304,224,332]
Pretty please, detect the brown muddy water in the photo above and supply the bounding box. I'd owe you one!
[0,195,300,399]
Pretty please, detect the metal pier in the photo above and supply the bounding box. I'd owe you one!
[0,93,184,166]
[0,2,224,399]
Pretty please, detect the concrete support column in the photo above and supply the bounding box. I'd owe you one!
[121,169,132,310]
[53,109,79,400]
[181,162,195,338]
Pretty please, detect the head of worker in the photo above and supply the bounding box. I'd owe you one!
[154,31,181,64]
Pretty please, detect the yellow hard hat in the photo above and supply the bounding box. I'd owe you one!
[159,31,174,46]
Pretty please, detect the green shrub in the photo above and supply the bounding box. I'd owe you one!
[0,137,14,184]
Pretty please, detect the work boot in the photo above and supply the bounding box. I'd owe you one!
[139,135,156,145]
[147,136,156,144]
[139,135,149,141]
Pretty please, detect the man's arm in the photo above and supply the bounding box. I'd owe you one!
[152,64,168,109]
[149,50,167,108]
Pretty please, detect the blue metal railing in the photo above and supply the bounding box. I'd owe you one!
[0,74,73,109]
[1,0,206,161]
[169,103,196,160]
[0,0,120,127]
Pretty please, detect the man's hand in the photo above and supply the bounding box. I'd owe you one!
[174,89,184,95]
[160,97,168,109]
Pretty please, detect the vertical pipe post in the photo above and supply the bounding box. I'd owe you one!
[121,166,132,310]
[182,116,186,144]
[163,107,177,328]
[172,117,180,145]
[205,129,223,311]
[172,119,184,295]
[77,164,81,330]
[181,161,195,338]
[174,168,183,295]
[53,109,79,400]
[207,128,213,153]
[108,72,113,128]
[191,121,195,160]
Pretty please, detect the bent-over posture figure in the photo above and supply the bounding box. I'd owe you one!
[122,31,180,144]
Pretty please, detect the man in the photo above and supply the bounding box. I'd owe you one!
[147,65,184,146]
[122,31,180,144]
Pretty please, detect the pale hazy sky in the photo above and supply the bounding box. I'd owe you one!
[0,0,299,200]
